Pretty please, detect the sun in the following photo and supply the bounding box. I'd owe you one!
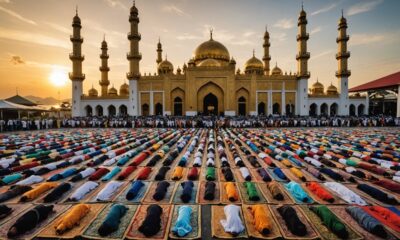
[49,67,68,87]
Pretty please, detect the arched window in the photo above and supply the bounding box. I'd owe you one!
[119,105,128,116]
[320,103,328,116]
[174,97,183,116]
[349,104,356,116]
[108,105,116,117]
[330,103,338,116]
[95,105,103,117]
[358,104,365,116]
[85,105,92,117]
[142,104,149,116]
[238,96,246,116]
[286,104,295,116]
[257,102,266,115]
[272,103,280,115]
[155,103,163,115]
[309,103,317,116]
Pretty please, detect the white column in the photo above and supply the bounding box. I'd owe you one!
[150,91,154,115]
[267,91,272,115]
[297,78,308,116]
[71,81,83,117]
[128,80,138,116]
[397,86,400,117]
[338,77,349,115]
[365,92,369,115]
[281,82,286,115]
[316,104,320,115]
[255,92,258,115]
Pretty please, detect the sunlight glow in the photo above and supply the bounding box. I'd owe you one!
[49,67,68,87]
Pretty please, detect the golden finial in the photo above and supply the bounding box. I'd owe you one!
[301,1,304,10]
[103,34,105,41]
[275,61,278,67]
[158,37,160,43]
[341,9,344,18]
[210,28,213,40]
[165,54,167,60]
[76,5,78,16]
[252,49,255,57]
[316,77,319,83]
[133,0,135,6]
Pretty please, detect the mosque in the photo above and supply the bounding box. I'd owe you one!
[69,2,367,117]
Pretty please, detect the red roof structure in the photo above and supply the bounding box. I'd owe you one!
[349,71,400,92]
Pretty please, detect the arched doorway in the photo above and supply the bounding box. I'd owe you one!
[95,105,103,117]
[238,97,246,116]
[330,103,338,116]
[286,104,295,116]
[273,103,280,115]
[203,93,218,116]
[174,97,183,116]
[350,104,356,116]
[155,103,163,115]
[309,103,317,116]
[142,104,149,116]
[85,105,92,117]
[108,105,116,117]
[358,104,365,116]
[320,103,328,116]
[258,102,266,115]
[119,105,127,116]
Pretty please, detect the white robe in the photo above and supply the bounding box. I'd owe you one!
[220,204,245,235]
[239,167,250,180]
[70,181,99,201]
[95,181,124,201]
[79,168,96,179]
[323,182,367,205]
[16,175,43,185]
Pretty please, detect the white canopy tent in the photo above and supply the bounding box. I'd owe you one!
[0,100,48,119]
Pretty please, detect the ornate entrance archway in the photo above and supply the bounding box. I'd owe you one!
[203,93,218,115]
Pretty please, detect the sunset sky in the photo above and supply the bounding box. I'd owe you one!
[0,0,399,100]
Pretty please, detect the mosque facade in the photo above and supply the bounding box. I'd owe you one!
[69,2,367,117]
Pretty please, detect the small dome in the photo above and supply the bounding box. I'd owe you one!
[108,86,118,96]
[244,52,263,74]
[119,83,129,96]
[88,87,98,97]
[327,83,338,95]
[311,80,324,95]
[193,31,230,65]
[230,57,236,65]
[198,58,221,67]
[130,2,138,14]
[271,63,283,75]
[73,14,81,24]
[158,58,174,74]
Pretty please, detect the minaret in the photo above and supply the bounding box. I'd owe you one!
[127,1,141,116]
[336,10,350,116]
[99,36,110,96]
[296,4,310,116]
[156,38,162,65]
[69,7,85,117]
[263,26,271,75]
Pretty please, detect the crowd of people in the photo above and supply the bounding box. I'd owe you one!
[1,115,400,132]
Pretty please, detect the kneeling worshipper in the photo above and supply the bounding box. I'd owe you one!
[69,181,99,201]
[206,167,216,181]
[98,204,128,237]
[284,181,313,203]
[240,167,252,181]
[257,168,271,182]
[248,205,271,235]
[117,166,136,180]
[180,181,194,203]
[70,167,96,182]
[289,167,306,182]
[220,204,245,236]
[47,168,79,181]
[172,166,184,180]
[225,182,239,202]
[55,204,90,234]
[309,205,348,239]
[222,167,234,181]
[126,180,145,200]
[7,205,54,238]
[187,167,199,180]
[138,204,163,237]
[43,182,72,203]
[267,181,284,200]
[15,175,43,185]
[155,166,170,181]
[95,180,124,201]
[305,182,334,203]
[153,181,170,201]
[204,181,216,200]
[346,206,388,238]
[137,167,152,180]
[89,168,110,181]
[0,185,32,203]
[172,206,193,237]
[272,168,288,181]
[0,205,12,219]
[244,182,260,201]
[323,182,367,205]
[277,205,307,236]
[361,206,400,233]
[20,182,58,202]
[356,183,398,205]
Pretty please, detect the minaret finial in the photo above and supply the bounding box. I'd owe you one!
[76,5,78,16]
[103,34,105,41]
[16,87,18,95]
[265,24,268,31]
[133,0,135,6]
[302,1,304,10]
[341,9,344,17]
[165,54,167,60]
[158,37,160,43]
[275,61,277,67]
[253,49,255,57]
[210,28,213,40]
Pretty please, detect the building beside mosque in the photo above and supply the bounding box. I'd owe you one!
[69,2,367,117]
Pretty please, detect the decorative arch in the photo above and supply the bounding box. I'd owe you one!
[349,104,356,116]
[320,103,328,116]
[173,97,183,116]
[85,105,93,117]
[95,105,103,117]
[286,104,295,116]
[155,103,163,115]
[273,103,280,115]
[236,87,250,116]
[258,102,266,115]
[358,104,365,116]
[119,105,127,116]
[108,105,116,117]
[330,103,338,116]
[197,81,224,115]
[171,87,185,115]
[309,103,317,116]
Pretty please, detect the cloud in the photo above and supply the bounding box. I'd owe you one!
[271,32,287,42]
[347,0,383,16]
[311,3,338,16]
[44,22,70,34]
[0,27,69,49]
[310,49,334,60]
[10,55,25,65]
[243,31,256,37]
[273,18,294,29]
[0,5,36,25]
[104,0,128,10]
[349,33,385,46]
[310,26,322,35]
[162,5,190,17]
[0,0,11,3]
[176,33,201,40]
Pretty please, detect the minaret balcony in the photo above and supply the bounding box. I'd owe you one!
[129,15,139,23]
[128,32,141,41]
[100,54,109,59]
[99,66,110,71]
[99,80,110,86]
[336,35,349,42]
[70,35,83,43]
[296,52,310,60]
[126,72,141,80]
[263,42,271,47]
[69,54,84,61]
[336,52,350,59]
[336,70,351,77]
[69,72,85,81]
[262,55,271,61]
[296,33,309,41]
[127,53,142,60]
[297,18,308,25]
[297,71,310,79]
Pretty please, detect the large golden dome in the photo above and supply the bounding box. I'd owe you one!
[198,58,221,67]
[327,83,338,95]
[271,63,283,75]
[119,83,129,96]
[88,87,98,97]
[311,79,324,95]
[193,32,230,65]
[108,86,118,96]
[244,51,263,74]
